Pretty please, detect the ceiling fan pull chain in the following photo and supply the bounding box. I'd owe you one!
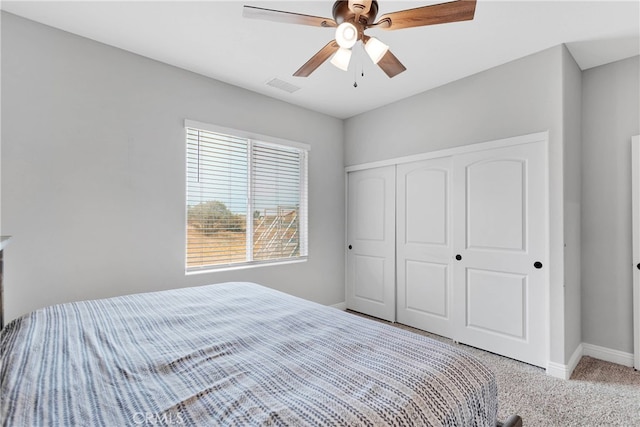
[353,45,366,87]
[353,56,359,87]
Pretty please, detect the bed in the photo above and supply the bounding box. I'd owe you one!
[1,282,507,426]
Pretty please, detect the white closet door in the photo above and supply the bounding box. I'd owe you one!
[452,141,548,367]
[396,157,454,337]
[346,166,396,322]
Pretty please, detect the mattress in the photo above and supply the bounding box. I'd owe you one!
[1,282,498,426]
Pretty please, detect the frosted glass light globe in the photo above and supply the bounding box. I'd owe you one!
[335,22,358,49]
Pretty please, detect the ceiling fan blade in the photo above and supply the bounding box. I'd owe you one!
[293,41,340,77]
[370,0,476,31]
[377,50,407,78]
[243,5,336,28]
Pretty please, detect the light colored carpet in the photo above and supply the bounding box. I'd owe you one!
[349,312,640,426]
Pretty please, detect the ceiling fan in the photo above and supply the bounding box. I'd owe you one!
[243,0,477,78]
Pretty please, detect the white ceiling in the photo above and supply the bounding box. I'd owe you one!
[2,0,639,119]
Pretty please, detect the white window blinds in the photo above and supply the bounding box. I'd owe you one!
[186,124,308,271]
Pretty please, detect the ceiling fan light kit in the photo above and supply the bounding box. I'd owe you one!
[243,0,477,79]
[335,22,358,48]
[330,47,353,71]
[364,36,389,64]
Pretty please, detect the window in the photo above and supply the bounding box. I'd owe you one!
[185,120,309,271]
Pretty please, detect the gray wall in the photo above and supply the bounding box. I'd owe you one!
[581,56,640,354]
[1,12,345,322]
[345,47,561,166]
[345,46,571,364]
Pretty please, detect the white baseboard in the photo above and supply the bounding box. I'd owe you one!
[582,343,634,367]
[547,342,634,379]
[546,361,572,379]
[567,343,585,375]
[330,302,347,310]
[547,343,585,379]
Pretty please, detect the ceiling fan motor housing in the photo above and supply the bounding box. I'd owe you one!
[332,0,379,26]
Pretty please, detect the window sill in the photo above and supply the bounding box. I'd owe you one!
[185,257,308,275]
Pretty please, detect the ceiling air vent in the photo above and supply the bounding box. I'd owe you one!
[265,78,301,94]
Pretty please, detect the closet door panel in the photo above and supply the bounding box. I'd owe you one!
[466,159,525,251]
[397,157,453,337]
[353,255,385,303]
[465,268,526,339]
[405,260,448,317]
[405,168,448,245]
[453,141,547,368]
[346,166,396,322]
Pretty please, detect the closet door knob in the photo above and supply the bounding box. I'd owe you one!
[636,263,640,270]
[455,254,462,261]
[534,261,543,269]
[348,245,352,250]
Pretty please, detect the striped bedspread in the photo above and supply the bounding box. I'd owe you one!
[1,282,498,426]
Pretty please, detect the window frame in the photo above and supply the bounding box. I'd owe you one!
[184,119,310,273]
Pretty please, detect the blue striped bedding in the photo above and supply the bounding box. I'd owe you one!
[1,282,498,426]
